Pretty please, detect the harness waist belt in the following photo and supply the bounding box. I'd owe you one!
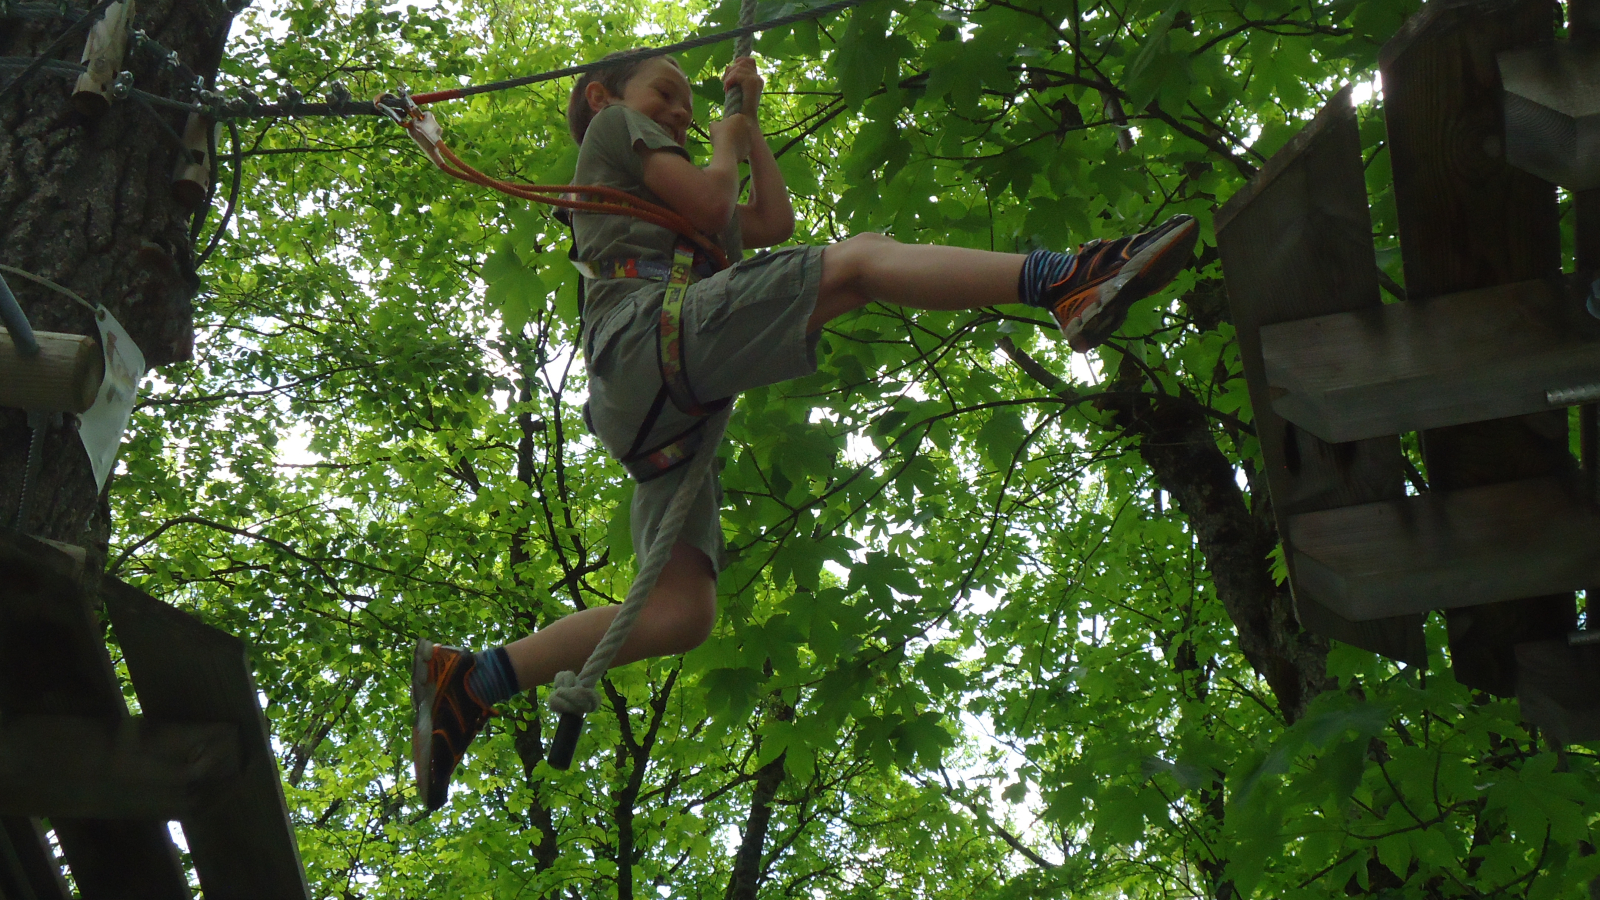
[573,257,717,282]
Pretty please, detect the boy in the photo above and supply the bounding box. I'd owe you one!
[412,53,1197,811]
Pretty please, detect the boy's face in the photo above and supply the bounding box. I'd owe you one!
[612,58,694,147]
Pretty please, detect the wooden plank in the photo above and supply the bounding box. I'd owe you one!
[1499,41,1600,191]
[1515,640,1600,742]
[1381,0,1575,696]
[1215,87,1426,665]
[103,578,311,900]
[0,817,72,900]
[1287,475,1600,619]
[1573,0,1600,643]
[0,531,194,900]
[1261,277,1600,442]
[0,716,239,820]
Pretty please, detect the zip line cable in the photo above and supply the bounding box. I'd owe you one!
[402,0,864,106]
[1,0,871,119]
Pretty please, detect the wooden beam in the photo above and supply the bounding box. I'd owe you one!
[0,716,239,820]
[1215,88,1426,665]
[0,331,103,414]
[1572,0,1600,646]
[1381,0,1576,697]
[103,579,311,900]
[0,817,72,900]
[1260,276,1600,442]
[0,531,193,900]
[1287,475,1600,620]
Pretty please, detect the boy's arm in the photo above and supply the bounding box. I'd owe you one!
[640,119,748,235]
[738,122,795,248]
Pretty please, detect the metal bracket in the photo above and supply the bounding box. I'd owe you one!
[13,410,60,533]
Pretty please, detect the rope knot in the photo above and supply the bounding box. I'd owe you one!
[548,669,601,715]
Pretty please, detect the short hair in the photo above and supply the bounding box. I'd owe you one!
[566,52,684,144]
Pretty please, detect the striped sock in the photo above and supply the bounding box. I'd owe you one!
[1017,248,1078,308]
[465,646,520,707]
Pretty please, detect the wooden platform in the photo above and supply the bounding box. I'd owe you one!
[1262,277,1600,443]
[1287,475,1600,620]
[1217,0,1600,740]
[0,530,310,899]
[104,579,310,900]
[1216,86,1426,665]
[0,531,192,900]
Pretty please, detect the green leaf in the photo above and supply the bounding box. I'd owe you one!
[833,10,890,110]
[1124,0,1184,111]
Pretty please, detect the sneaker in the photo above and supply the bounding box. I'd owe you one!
[1045,214,1199,352]
[411,639,495,811]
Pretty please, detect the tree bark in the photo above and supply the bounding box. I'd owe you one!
[1100,358,1329,722]
[724,751,786,900]
[1,0,226,558]
[999,337,1329,722]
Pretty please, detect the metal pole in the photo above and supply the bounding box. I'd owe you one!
[0,272,38,356]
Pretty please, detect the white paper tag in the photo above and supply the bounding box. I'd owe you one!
[78,307,146,491]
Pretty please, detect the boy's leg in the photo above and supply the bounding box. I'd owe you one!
[810,235,1023,327]
[811,217,1199,350]
[412,541,715,810]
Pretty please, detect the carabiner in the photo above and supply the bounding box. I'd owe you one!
[373,86,417,125]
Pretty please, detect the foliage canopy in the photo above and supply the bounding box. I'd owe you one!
[107,0,1600,896]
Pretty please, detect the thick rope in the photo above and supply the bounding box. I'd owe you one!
[545,0,758,739]
[723,0,758,118]
[547,408,732,717]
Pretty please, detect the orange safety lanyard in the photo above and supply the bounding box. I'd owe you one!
[378,91,730,271]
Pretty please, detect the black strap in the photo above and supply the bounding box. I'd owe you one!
[622,414,712,483]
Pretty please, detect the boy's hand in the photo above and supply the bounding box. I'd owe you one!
[709,115,753,162]
[723,57,763,119]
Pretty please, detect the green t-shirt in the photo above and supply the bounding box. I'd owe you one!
[571,105,742,322]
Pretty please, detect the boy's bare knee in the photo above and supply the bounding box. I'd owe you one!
[652,542,718,654]
[653,589,716,654]
[822,232,899,302]
[837,233,895,274]
[677,593,717,651]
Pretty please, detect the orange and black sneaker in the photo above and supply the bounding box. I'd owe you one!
[412,639,496,811]
[1045,214,1199,352]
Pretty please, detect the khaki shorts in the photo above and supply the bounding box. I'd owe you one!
[584,245,826,571]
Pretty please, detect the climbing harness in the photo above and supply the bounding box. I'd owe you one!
[375,86,739,491]
[589,236,733,483]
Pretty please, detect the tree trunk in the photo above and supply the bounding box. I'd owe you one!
[724,752,786,900]
[999,336,1330,721]
[1,0,226,560]
[1102,358,1329,722]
